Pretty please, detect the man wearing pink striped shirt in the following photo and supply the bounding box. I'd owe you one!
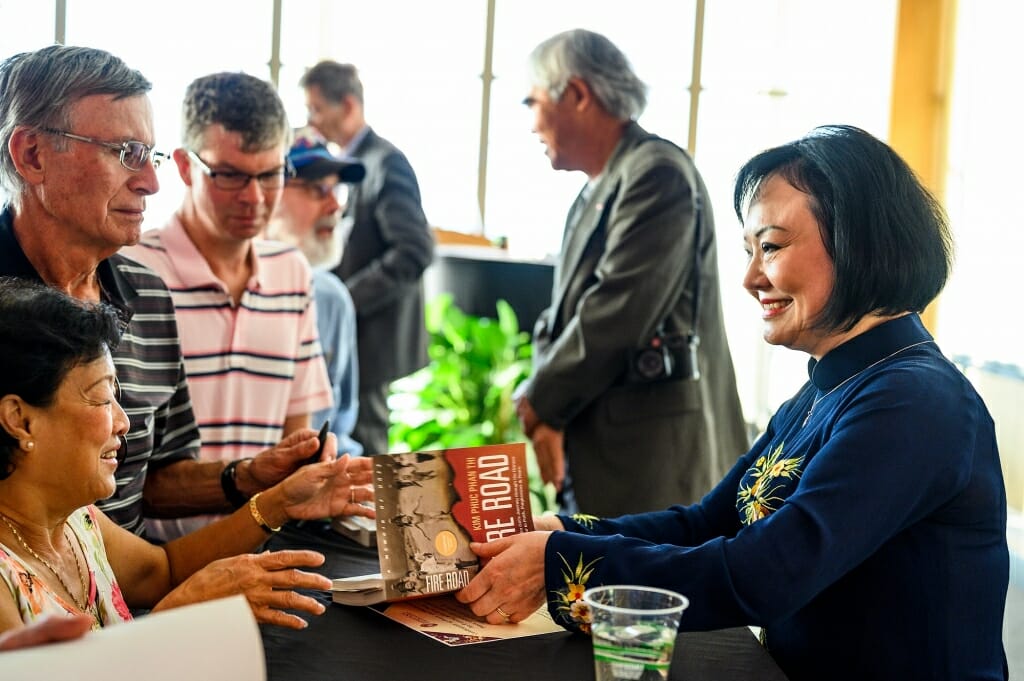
[123,72,334,541]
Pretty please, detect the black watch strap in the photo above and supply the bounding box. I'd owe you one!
[220,458,250,509]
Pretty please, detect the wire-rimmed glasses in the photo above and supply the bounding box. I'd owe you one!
[42,128,167,171]
[187,150,292,191]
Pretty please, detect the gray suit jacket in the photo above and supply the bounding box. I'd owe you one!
[332,128,434,387]
[525,122,749,516]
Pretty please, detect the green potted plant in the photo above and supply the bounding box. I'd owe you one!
[389,294,557,513]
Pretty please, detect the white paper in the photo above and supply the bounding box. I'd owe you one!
[0,595,265,681]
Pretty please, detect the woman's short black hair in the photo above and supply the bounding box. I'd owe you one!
[0,278,123,478]
[733,124,953,333]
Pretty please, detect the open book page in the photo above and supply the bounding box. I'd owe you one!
[377,595,565,647]
[0,595,264,681]
[332,573,386,606]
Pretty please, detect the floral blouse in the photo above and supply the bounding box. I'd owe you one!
[0,505,132,629]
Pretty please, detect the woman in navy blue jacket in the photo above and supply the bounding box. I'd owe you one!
[458,125,1009,681]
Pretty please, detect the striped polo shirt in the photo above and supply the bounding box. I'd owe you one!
[123,214,333,540]
[0,207,202,536]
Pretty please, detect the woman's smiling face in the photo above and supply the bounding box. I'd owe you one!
[742,174,837,358]
[31,349,129,503]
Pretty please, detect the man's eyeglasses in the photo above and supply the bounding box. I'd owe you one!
[286,179,341,201]
[187,150,293,192]
[43,128,167,171]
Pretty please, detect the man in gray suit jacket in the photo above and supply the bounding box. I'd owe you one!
[517,30,749,516]
[302,61,435,456]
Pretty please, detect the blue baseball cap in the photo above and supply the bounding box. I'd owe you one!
[288,126,365,183]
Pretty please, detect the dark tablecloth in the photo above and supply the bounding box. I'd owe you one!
[260,522,789,681]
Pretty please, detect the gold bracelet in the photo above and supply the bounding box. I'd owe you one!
[248,492,281,533]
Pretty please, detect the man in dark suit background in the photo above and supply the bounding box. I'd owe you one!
[516,29,749,516]
[301,61,435,456]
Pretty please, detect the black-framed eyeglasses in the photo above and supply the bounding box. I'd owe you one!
[43,128,167,171]
[286,179,341,201]
[187,150,293,191]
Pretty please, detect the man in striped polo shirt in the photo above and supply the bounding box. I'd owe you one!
[123,72,335,541]
[0,46,346,541]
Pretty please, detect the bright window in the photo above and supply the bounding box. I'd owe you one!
[63,0,275,225]
[485,0,696,260]
[940,2,1024,369]
[0,0,53,206]
[699,0,898,425]
[0,1,53,54]
[279,0,486,235]
[0,0,901,425]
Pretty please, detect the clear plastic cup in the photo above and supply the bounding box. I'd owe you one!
[583,585,689,681]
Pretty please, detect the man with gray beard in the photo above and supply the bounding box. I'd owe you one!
[267,127,366,457]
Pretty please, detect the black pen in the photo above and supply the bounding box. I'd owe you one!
[302,420,331,466]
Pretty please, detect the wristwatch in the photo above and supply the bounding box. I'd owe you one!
[220,458,251,509]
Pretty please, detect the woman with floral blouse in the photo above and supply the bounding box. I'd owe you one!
[0,279,370,637]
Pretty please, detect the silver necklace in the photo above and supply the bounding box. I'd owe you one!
[802,339,934,427]
[0,511,90,613]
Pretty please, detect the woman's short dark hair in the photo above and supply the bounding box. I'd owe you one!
[0,278,123,478]
[733,124,953,333]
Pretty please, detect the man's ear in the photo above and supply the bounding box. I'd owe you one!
[172,148,193,187]
[7,126,47,186]
[563,77,595,113]
[0,395,33,445]
[341,93,364,121]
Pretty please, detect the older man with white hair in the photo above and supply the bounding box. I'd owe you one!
[514,29,749,516]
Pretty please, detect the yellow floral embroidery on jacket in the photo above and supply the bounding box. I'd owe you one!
[569,513,599,530]
[736,441,805,525]
[551,552,602,633]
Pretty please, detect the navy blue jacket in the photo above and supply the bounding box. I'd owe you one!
[545,314,1009,680]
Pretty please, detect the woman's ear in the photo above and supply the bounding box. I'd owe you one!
[0,395,33,447]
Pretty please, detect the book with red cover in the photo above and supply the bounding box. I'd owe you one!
[332,443,533,605]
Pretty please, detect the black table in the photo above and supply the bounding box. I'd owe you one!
[261,523,790,681]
